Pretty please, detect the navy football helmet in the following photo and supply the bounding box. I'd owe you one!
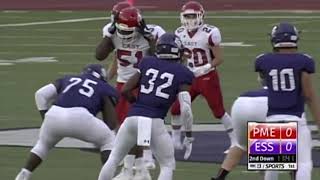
[155,33,184,60]
[270,22,299,48]
[83,64,107,80]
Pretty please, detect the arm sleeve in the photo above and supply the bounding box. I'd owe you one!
[178,91,193,131]
[303,55,315,73]
[208,27,222,46]
[35,84,58,110]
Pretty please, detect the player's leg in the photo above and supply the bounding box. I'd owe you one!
[170,81,199,149]
[295,123,312,180]
[201,71,236,148]
[15,109,63,180]
[98,117,138,180]
[211,99,249,179]
[115,83,129,124]
[150,118,175,180]
[70,113,115,164]
[115,83,136,177]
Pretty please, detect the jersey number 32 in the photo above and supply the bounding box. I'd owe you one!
[140,68,174,99]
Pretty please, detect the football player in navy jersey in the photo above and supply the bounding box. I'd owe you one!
[98,33,194,180]
[15,64,119,180]
[211,78,268,180]
[212,22,320,180]
[257,22,320,180]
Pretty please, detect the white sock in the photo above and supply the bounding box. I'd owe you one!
[158,167,173,180]
[16,168,32,180]
[143,149,153,162]
[134,157,145,170]
[220,113,238,146]
[264,171,279,180]
[221,113,233,131]
[124,155,135,170]
[172,129,181,142]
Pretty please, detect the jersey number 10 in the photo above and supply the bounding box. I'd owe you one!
[269,68,296,91]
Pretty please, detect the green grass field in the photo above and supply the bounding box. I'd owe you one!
[1,11,320,179]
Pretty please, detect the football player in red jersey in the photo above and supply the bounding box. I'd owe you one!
[95,5,165,180]
[170,1,237,154]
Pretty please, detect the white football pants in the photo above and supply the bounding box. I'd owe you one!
[265,115,313,180]
[31,105,115,160]
[98,116,175,180]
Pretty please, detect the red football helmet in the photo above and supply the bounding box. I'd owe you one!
[180,1,205,31]
[115,6,141,42]
[110,1,132,22]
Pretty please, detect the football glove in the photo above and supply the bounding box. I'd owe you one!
[183,136,194,160]
[138,18,154,41]
[193,64,214,77]
[107,22,117,36]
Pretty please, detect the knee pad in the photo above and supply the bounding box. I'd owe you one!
[171,115,182,126]
[99,133,115,151]
[158,155,176,170]
[264,171,279,180]
[30,141,50,160]
[158,166,174,180]
[296,162,312,180]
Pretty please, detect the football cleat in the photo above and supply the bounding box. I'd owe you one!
[112,167,134,180]
[15,169,31,180]
[132,169,152,180]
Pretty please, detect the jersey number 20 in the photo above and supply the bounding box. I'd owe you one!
[140,68,174,99]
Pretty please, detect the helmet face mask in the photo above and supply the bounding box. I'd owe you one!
[180,1,204,31]
[115,23,137,43]
[115,7,141,43]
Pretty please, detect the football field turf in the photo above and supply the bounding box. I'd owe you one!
[0,11,320,179]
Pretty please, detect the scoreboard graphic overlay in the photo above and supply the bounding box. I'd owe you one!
[247,122,297,170]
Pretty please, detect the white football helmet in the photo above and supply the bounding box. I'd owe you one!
[180,1,205,31]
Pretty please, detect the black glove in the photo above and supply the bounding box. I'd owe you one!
[138,18,154,41]
[108,13,119,35]
[108,22,117,35]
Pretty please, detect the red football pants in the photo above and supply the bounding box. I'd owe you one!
[171,70,226,119]
[115,82,138,124]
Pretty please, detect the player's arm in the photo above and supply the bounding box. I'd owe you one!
[107,57,118,81]
[121,71,141,103]
[101,96,119,131]
[209,28,223,68]
[34,82,59,120]
[178,84,193,137]
[95,36,115,61]
[178,83,194,160]
[209,45,223,67]
[302,72,320,128]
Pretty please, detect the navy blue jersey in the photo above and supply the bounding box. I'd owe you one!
[128,56,194,119]
[255,53,315,117]
[240,88,268,98]
[54,74,118,116]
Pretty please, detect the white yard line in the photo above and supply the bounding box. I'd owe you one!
[1,15,320,27]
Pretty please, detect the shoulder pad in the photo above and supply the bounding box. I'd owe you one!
[302,53,313,59]
[175,27,185,34]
